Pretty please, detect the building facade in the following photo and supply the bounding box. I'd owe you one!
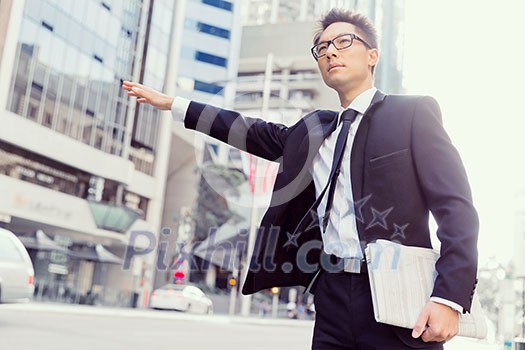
[156,0,243,288]
[0,0,176,307]
[235,0,405,123]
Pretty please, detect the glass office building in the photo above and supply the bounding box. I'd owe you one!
[0,0,176,307]
[174,0,240,106]
[6,0,174,173]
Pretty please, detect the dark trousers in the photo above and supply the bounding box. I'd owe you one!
[311,270,444,350]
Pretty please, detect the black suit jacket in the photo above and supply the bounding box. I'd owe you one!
[184,90,479,312]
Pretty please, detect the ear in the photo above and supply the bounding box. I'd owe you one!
[368,48,379,69]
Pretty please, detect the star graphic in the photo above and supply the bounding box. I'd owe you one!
[283,208,321,248]
[303,208,321,232]
[341,194,371,221]
[352,194,372,223]
[366,207,393,230]
[391,223,409,240]
[283,232,299,248]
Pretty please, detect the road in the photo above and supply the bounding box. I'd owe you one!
[0,303,313,350]
[0,303,499,350]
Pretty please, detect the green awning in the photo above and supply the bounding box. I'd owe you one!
[87,200,142,233]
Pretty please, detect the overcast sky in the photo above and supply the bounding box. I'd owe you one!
[402,0,525,264]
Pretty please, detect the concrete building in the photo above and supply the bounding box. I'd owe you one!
[156,0,243,288]
[0,0,176,307]
[235,0,405,123]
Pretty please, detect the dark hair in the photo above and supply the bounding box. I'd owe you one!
[313,9,379,73]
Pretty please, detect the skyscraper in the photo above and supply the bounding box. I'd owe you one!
[156,0,243,288]
[0,0,175,307]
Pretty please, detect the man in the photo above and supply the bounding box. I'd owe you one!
[123,8,478,350]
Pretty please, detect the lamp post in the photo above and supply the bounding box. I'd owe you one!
[271,286,280,318]
[240,52,274,317]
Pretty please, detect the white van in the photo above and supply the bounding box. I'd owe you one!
[0,228,35,303]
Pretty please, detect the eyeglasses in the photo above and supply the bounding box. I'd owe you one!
[311,33,372,60]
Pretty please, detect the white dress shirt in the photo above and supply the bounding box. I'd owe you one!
[311,87,377,259]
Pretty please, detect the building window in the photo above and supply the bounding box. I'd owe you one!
[195,51,227,68]
[0,141,90,198]
[194,80,223,95]
[197,22,230,39]
[28,104,38,120]
[201,0,233,12]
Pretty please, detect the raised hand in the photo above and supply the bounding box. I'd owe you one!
[121,81,174,111]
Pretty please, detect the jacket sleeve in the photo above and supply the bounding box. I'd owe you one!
[184,101,289,162]
[411,96,479,312]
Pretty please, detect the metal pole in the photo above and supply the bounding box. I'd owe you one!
[272,292,279,318]
[240,53,273,317]
[228,248,239,315]
[522,277,525,337]
[240,155,261,317]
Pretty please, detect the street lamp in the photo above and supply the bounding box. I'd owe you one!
[240,52,275,317]
[271,286,280,318]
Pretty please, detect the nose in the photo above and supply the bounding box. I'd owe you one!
[325,41,338,58]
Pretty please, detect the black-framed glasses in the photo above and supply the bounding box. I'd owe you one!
[311,33,372,60]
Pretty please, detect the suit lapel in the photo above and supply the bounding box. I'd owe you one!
[296,110,338,171]
[350,90,386,201]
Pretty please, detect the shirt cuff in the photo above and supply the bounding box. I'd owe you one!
[430,297,463,313]
[171,96,191,123]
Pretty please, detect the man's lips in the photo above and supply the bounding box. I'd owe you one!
[328,63,343,72]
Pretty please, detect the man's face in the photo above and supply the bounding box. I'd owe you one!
[316,22,377,93]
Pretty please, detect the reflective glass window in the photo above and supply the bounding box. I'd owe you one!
[48,35,66,73]
[194,80,224,95]
[37,25,53,66]
[197,22,230,39]
[202,0,233,12]
[195,51,227,68]
[77,52,91,79]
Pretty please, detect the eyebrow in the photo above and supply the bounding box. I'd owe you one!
[317,33,350,43]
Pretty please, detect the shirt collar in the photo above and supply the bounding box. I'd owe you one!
[339,86,378,115]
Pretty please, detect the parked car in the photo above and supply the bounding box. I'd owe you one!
[0,228,35,303]
[150,284,213,314]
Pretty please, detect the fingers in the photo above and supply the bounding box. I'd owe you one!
[122,80,149,104]
[122,82,146,99]
[412,306,430,339]
[121,81,144,94]
[420,326,455,343]
[121,81,134,91]
[122,80,139,88]
[421,326,438,342]
[413,302,459,343]
[120,80,173,110]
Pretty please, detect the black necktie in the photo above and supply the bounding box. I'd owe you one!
[322,108,359,232]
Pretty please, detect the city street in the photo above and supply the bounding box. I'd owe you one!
[0,302,499,350]
[0,303,313,350]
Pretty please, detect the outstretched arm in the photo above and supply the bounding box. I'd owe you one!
[121,80,289,161]
[122,81,174,110]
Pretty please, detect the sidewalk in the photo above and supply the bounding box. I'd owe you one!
[0,301,314,328]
